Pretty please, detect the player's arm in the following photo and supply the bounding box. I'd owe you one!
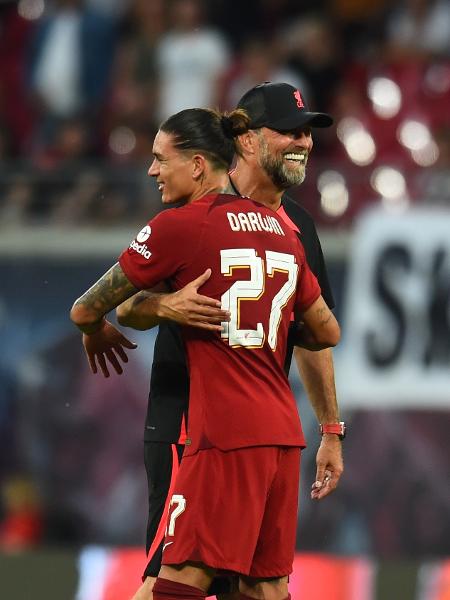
[116,269,230,332]
[70,262,139,377]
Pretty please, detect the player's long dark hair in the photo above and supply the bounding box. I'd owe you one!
[160,108,250,170]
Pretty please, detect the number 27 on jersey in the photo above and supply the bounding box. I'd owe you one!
[220,248,298,351]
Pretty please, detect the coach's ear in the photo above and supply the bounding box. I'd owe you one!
[236,130,257,156]
[192,153,207,180]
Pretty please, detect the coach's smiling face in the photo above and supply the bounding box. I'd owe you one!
[148,130,196,204]
[255,126,314,190]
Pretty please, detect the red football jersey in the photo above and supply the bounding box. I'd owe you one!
[119,194,321,455]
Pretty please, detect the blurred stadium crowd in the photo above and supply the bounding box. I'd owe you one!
[0,0,449,227]
[0,0,449,566]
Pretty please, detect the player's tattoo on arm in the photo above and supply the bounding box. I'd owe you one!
[78,263,138,313]
[73,263,138,331]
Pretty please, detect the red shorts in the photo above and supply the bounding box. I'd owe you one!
[162,445,301,578]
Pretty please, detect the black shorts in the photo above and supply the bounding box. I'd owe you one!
[143,442,234,595]
[143,442,184,579]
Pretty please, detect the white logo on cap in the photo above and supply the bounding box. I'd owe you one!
[136,225,151,243]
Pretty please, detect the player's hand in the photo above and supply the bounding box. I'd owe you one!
[82,319,137,377]
[311,434,344,500]
[158,268,230,331]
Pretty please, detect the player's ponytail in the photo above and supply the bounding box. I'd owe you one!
[220,109,251,138]
[160,107,250,171]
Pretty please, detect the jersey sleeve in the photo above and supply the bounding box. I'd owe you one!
[118,209,188,290]
[309,232,334,309]
[294,238,322,313]
[282,195,335,309]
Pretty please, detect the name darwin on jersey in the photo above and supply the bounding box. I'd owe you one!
[227,212,285,236]
[129,210,285,261]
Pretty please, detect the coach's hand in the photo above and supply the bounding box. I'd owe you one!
[82,319,137,377]
[158,268,230,331]
[311,435,344,500]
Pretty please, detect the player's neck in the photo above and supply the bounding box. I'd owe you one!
[230,162,283,211]
[188,172,235,202]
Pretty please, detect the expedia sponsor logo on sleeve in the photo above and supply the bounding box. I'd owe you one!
[130,225,152,259]
[129,239,151,259]
[136,225,151,242]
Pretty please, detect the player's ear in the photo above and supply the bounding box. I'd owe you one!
[192,154,207,180]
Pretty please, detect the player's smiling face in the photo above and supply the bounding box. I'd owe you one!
[148,130,196,204]
[255,126,313,189]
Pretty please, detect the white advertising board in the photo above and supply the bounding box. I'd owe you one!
[336,208,450,409]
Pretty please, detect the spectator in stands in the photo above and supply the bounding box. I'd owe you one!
[105,0,167,150]
[385,0,450,60]
[0,3,35,154]
[0,476,43,550]
[0,359,18,476]
[27,0,117,151]
[35,116,94,169]
[218,36,307,111]
[86,0,131,19]
[0,175,35,226]
[0,123,12,161]
[280,15,344,112]
[416,125,450,206]
[329,0,389,59]
[155,0,230,121]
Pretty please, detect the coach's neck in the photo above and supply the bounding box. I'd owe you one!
[231,157,283,211]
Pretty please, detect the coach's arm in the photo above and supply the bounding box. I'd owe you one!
[295,297,343,500]
[296,296,340,350]
[116,268,230,332]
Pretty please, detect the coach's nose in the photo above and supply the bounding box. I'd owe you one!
[293,129,313,152]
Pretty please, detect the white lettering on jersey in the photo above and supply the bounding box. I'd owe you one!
[129,239,152,259]
[238,213,251,231]
[248,212,263,231]
[227,212,240,231]
[258,213,273,233]
[226,212,285,236]
[264,215,274,233]
[270,216,285,236]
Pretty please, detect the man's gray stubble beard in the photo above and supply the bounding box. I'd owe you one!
[258,136,307,190]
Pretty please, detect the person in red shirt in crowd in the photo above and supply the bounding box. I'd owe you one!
[71,105,340,600]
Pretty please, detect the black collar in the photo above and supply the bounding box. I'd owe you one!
[229,176,243,197]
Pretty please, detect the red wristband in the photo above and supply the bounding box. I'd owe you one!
[320,422,346,439]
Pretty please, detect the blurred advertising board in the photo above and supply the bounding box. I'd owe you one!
[337,208,450,409]
[2,547,449,600]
